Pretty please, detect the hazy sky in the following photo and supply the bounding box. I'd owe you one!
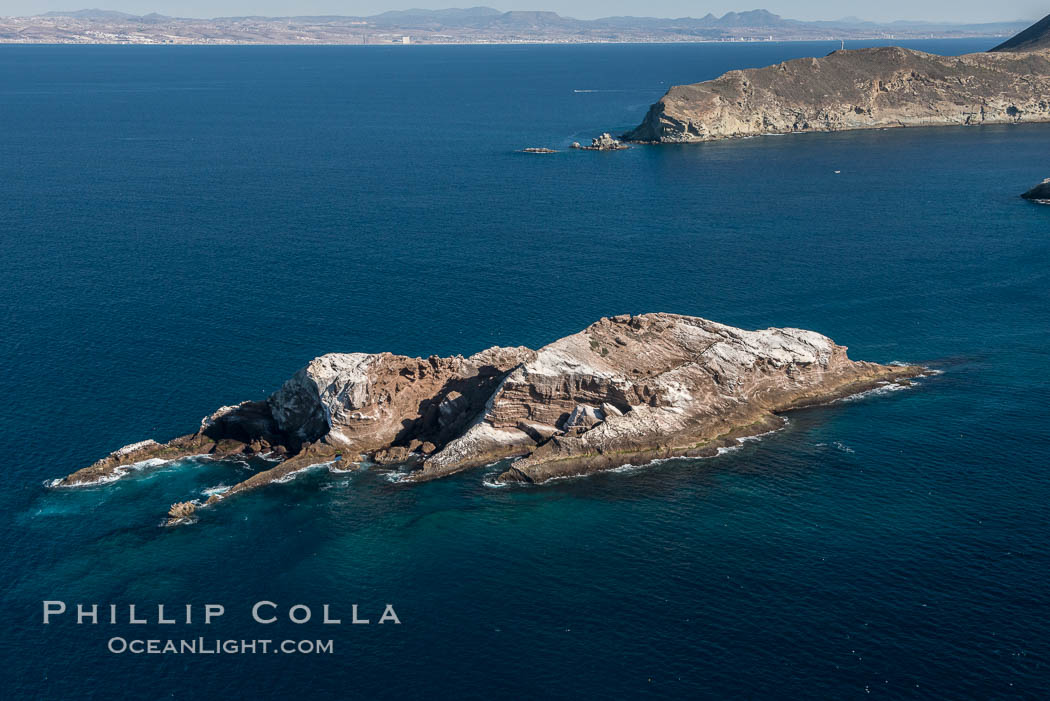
[2,1,1045,23]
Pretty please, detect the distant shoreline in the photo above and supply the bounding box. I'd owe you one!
[0,7,1028,47]
[0,36,1011,47]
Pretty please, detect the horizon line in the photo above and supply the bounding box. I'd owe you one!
[13,7,1039,25]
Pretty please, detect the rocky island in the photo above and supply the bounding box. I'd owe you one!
[1022,178,1050,202]
[625,14,1050,144]
[58,314,923,514]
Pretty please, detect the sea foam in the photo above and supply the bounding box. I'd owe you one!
[46,457,173,489]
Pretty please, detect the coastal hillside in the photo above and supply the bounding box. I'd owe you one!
[626,14,1050,143]
[990,12,1050,51]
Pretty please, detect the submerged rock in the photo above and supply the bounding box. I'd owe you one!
[61,314,923,509]
[1022,178,1050,202]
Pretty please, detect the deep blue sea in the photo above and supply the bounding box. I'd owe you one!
[1,39,1048,699]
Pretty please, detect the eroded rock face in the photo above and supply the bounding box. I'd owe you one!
[59,345,533,491]
[624,44,1050,144]
[420,314,919,483]
[59,314,923,509]
[265,348,537,450]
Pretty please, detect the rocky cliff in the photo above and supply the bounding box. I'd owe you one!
[625,15,1050,144]
[59,314,922,508]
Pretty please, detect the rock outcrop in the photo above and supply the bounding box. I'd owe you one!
[1022,178,1050,202]
[417,314,920,483]
[572,133,629,150]
[166,501,197,526]
[59,314,923,508]
[625,15,1050,144]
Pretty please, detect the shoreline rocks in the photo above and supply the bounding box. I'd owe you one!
[1022,178,1050,203]
[58,314,924,513]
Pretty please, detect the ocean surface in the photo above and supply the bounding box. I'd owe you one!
[1,39,1048,699]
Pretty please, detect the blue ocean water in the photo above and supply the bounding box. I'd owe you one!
[1,39,1048,698]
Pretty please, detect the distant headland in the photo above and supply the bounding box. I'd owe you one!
[625,14,1050,143]
[57,313,923,523]
[0,7,1035,45]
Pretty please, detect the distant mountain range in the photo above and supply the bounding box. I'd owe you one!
[2,7,1035,45]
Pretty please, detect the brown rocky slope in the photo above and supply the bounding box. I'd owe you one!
[625,14,1050,144]
[58,314,923,506]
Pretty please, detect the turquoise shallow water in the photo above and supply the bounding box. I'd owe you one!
[1,40,1049,699]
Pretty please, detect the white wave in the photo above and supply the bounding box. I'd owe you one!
[327,458,360,474]
[738,416,789,442]
[888,361,944,379]
[833,441,855,454]
[519,419,792,486]
[162,516,198,527]
[46,457,171,488]
[607,463,646,473]
[835,381,908,403]
[534,452,705,485]
[200,484,231,497]
[383,470,415,484]
[272,461,333,484]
